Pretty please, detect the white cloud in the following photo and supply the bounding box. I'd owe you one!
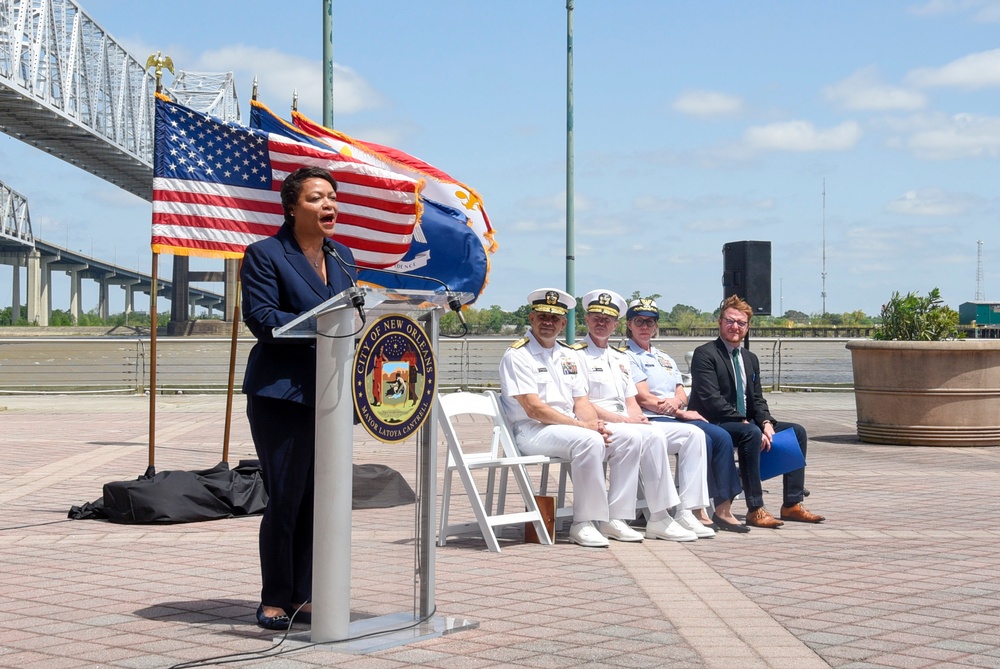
[521,192,594,213]
[93,188,148,208]
[682,217,751,232]
[195,46,382,117]
[908,0,1000,22]
[885,187,979,216]
[824,67,926,111]
[906,112,1000,158]
[114,37,384,120]
[633,196,687,213]
[634,194,776,213]
[905,48,1000,89]
[673,90,743,117]
[742,120,862,152]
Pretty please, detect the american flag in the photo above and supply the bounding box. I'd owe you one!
[151,94,422,266]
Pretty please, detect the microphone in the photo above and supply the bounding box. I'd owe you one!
[321,239,366,320]
[322,239,468,329]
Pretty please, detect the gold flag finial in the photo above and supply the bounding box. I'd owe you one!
[144,51,174,92]
[292,89,298,112]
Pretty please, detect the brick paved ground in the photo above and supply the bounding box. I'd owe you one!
[0,392,998,668]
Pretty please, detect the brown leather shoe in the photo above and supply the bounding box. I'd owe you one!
[780,503,825,523]
[745,507,784,528]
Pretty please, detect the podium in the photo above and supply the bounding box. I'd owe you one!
[274,286,477,650]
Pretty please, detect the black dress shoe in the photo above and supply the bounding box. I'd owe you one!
[712,513,750,533]
[256,604,291,630]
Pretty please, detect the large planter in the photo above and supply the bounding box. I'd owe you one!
[846,340,1000,446]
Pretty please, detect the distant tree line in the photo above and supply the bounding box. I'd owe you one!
[0,306,174,328]
[1,299,876,335]
[439,292,877,336]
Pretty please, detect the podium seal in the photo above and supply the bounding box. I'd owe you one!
[353,313,437,443]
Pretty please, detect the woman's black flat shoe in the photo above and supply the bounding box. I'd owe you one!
[711,513,751,534]
[256,604,291,630]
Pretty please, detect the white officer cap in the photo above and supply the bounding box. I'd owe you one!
[582,289,626,319]
[527,287,575,315]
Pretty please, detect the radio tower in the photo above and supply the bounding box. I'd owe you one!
[821,180,827,315]
[976,240,985,301]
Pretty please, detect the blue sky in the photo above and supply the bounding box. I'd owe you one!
[3,0,999,317]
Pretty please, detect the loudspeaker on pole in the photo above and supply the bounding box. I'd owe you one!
[722,241,772,316]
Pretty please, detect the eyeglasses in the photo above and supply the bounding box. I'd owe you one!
[723,318,749,329]
[587,313,616,324]
[631,317,658,327]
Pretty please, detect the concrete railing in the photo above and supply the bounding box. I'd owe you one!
[0,336,859,394]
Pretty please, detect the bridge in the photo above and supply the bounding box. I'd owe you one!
[0,180,225,324]
[0,0,240,327]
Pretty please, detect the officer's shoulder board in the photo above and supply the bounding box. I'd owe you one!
[569,341,588,350]
[613,344,627,353]
[510,337,529,349]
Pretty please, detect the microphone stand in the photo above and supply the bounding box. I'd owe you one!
[322,239,469,337]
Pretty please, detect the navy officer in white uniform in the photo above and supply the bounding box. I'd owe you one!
[499,288,643,548]
[574,289,713,541]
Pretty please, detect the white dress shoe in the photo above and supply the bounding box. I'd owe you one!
[673,509,716,538]
[645,516,698,542]
[568,522,610,548]
[598,519,644,542]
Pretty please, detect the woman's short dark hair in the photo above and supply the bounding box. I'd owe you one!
[280,167,338,227]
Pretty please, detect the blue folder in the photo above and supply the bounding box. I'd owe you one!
[759,427,806,480]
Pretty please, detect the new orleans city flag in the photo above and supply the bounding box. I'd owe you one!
[249,99,493,299]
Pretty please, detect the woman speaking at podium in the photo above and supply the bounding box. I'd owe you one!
[241,166,357,630]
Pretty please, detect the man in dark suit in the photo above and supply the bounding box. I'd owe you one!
[688,295,824,529]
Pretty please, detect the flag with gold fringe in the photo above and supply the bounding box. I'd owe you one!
[249,99,493,299]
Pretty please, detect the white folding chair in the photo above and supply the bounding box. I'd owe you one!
[437,392,554,551]
[484,391,574,531]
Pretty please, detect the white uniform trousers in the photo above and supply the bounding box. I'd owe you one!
[601,424,645,520]
[616,423,681,516]
[649,421,709,511]
[515,422,615,523]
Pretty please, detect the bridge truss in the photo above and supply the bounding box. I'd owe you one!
[0,178,32,246]
[0,0,156,199]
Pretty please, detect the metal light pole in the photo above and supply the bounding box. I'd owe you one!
[323,0,334,127]
[565,0,576,342]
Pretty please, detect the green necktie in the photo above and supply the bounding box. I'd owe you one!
[732,348,746,416]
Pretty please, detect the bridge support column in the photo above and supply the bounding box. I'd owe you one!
[121,279,139,323]
[11,258,21,323]
[98,275,110,320]
[69,268,83,323]
[225,258,239,322]
[26,250,51,326]
[171,255,189,325]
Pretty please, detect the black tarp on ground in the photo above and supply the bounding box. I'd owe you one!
[69,461,414,523]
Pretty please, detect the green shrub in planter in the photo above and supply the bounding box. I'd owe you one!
[873,288,959,341]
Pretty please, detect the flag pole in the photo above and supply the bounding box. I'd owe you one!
[221,262,242,464]
[323,0,334,127]
[565,0,576,343]
[147,251,158,477]
[143,53,173,478]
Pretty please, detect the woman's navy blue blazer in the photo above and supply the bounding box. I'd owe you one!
[240,223,357,407]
